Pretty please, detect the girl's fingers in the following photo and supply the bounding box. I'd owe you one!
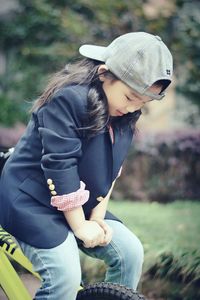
[99,226,113,246]
[89,218,113,246]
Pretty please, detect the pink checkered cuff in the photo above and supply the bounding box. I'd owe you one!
[51,181,90,211]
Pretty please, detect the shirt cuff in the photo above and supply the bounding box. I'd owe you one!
[51,181,90,211]
[117,166,123,178]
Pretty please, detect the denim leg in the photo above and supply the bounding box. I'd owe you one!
[79,220,144,290]
[17,231,81,300]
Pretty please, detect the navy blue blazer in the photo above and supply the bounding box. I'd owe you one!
[0,85,134,248]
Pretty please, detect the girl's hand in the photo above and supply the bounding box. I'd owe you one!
[74,220,105,248]
[90,218,113,246]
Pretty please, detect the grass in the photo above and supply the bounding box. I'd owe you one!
[106,200,200,299]
[107,200,200,272]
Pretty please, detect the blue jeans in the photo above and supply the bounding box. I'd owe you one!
[17,220,144,300]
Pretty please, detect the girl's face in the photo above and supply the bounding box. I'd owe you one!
[101,75,162,117]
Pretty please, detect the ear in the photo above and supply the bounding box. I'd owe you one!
[97,64,108,82]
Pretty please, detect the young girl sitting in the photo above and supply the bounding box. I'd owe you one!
[0,31,173,300]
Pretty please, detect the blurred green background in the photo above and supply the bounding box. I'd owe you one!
[0,1,200,299]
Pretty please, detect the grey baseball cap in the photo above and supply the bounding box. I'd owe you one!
[79,32,173,100]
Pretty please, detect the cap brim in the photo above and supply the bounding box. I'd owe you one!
[79,45,106,62]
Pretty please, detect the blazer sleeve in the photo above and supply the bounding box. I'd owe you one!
[37,86,87,196]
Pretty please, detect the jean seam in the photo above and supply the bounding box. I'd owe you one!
[107,240,125,285]
[32,247,52,299]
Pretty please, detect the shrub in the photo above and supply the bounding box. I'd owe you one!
[114,129,200,202]
[146,251,200,300]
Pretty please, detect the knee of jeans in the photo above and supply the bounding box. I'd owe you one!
[128,236,144,266]
[111,236,144,268]
[126,235,143,260]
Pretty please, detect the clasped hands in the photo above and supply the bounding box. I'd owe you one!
[74,219,113,248]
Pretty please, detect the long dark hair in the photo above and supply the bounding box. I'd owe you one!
[31,58,169,138]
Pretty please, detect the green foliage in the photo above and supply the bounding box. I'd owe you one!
[172,0,200,106]
[148,250,200,286]
[0,0,144,125]
[147,251,200,300]
[0,0,199,126]
[0,96,27,126]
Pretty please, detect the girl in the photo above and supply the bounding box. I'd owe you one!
[0,32,173,300]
